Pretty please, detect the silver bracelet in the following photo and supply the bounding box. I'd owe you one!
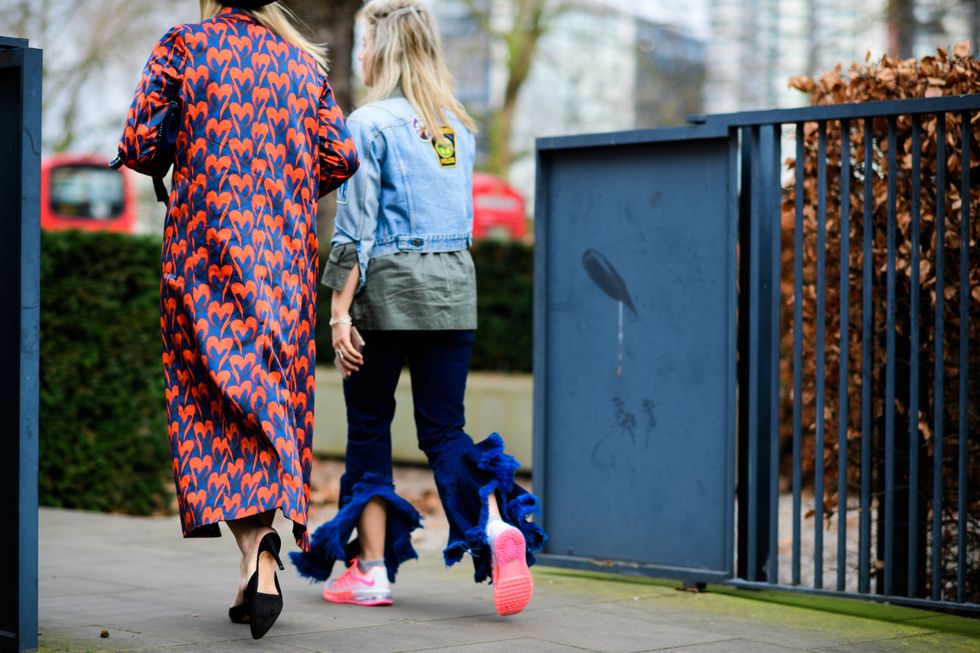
[329,316,353,327]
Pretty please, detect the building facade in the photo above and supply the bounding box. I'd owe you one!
[434,0,708,205]
[705,0,978,113]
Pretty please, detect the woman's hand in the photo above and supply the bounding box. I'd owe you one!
[331,263,362,377]
[331,321,364,377]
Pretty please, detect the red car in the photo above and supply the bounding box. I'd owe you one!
[472,173,525,240]
[41,153,136,233]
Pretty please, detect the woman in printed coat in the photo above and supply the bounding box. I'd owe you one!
[114,0,358,638]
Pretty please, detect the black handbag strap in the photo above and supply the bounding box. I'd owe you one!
[109,84,181,206]
[153,176,170,204]
[153,84,182,206]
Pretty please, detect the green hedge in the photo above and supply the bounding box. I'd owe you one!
[40,230,171,515]
[41,233,532,514]
[315,240,534,373]
[470,241,533,373]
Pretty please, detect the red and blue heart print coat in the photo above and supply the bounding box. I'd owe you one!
[115,6,358,550]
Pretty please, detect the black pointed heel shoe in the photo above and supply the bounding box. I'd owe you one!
[245,531,285,640]
[228,603,249,624]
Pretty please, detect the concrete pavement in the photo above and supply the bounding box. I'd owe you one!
[37,508,980,653]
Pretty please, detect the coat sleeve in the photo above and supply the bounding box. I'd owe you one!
[316,82,359,198]
[115,25,188,174]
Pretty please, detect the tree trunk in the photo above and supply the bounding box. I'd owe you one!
[805,0,818,79]
[283,0,360,114]
[282,0,361,248]
[971,0,980,56]
[486,0,545,177]
[887,0,916,59]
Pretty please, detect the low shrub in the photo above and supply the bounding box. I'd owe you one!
[315,240,534,373]
[40,232,533,514]
[40,230,171,515]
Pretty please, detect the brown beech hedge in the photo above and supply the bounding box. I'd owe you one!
[782,42,978,599]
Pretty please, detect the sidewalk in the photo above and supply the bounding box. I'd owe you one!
[38,507,979,653]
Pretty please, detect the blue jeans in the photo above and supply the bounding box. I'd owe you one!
[291,330,546,583]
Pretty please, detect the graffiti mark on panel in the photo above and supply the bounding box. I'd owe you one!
[591,397,636,467]
[582,249,638,378]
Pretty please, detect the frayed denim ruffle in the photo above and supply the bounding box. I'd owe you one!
[442,433,547,583]
[289,473,422,583]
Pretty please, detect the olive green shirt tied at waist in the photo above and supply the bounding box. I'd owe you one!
[321,243,478,331]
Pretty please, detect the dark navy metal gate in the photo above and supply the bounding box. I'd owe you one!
[534,93,979,612]
[533,124,738,582]
[0,36,41,653]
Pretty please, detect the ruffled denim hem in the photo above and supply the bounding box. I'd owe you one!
[289,473,422,583]
[442,433,548,583]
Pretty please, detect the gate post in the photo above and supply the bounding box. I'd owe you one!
[737,124,782,583]
[0,35,42,653]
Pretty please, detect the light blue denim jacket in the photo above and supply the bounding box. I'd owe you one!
[332,95,476,291]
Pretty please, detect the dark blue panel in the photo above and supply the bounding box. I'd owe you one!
[0,37,28,49]
[19,45,41,653]
[0,39,40,653]
[535,136,735,578]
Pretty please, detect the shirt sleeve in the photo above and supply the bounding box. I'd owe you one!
[331,118,384,292]
[115,25,188,174]
[320,242,357,291]
[317,82,359,198]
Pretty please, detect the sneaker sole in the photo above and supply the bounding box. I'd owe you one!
[322,590,393,607]
[492,528,533,617]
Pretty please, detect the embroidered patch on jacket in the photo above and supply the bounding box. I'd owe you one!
[431,127,457,168]
[337,180,349,204]
[412,117,430,141]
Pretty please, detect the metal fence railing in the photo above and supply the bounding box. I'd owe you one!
[730,94,979,612]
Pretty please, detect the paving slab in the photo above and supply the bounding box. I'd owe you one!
[37,508,980,653]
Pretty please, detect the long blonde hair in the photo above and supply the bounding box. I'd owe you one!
[199,1,329,72]
[360,0,477,145]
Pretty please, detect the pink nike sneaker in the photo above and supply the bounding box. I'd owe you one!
[491,525,533,616]
[322,559,393,606]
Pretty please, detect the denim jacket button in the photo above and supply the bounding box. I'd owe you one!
[411,238,423,247]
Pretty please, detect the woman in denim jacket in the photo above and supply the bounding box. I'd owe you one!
[290,0,545,617]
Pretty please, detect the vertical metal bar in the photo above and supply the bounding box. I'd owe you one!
[859,117,874,595]
[532,145,551,553]
[837,120,851,592]
[767,124,782,585]
[908,116,922,597]
[726,127,741,580]
[742,126,762,580]
[746,125,774,580]
[956,111,970,604]
[884,115,898,597]
[814,121,828,589]
[930,114,946,602]
[737,128,753,581]
[747,126,761,582]
[792,121,805,587]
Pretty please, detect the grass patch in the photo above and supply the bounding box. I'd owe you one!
[536,565,980,639]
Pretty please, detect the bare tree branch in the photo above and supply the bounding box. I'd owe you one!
[458,0,506,41]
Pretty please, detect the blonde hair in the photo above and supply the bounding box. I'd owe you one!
[360,0,477,145]
[199,1,329,72]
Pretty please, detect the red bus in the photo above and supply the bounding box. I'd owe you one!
[41,153,136,233]
[472,173,525,240]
